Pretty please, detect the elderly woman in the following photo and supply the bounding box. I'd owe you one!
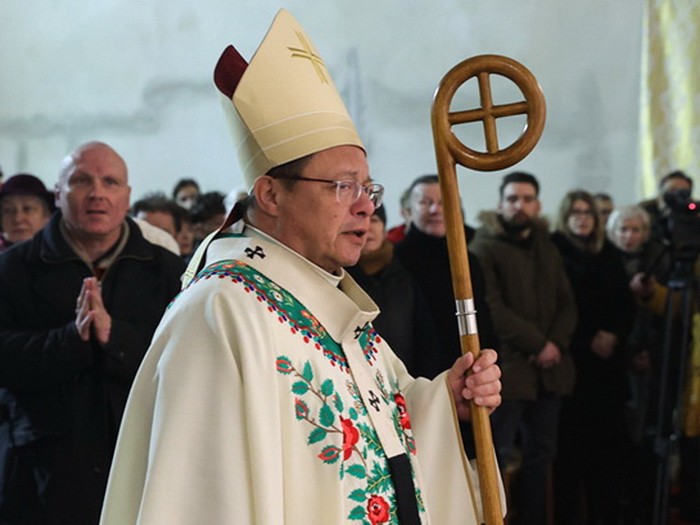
[551,190,635,524]
[0,174,55,253]
[607,205,670,280]
[607,205,671,522]
[607,206,670,437]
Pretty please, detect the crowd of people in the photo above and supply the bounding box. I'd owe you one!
[0,8,698,525]
[0,138,698,525]
[0,145,698,525]
[0,169,236,264]
[349,169,699,524]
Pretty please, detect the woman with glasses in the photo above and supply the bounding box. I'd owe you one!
[550,190,635,524]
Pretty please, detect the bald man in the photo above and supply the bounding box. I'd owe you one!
[0,142,185,524]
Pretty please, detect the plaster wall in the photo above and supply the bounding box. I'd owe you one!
[0,0,644,226]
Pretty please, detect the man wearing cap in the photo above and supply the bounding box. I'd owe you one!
[0,142,185,524]
[101,10,502,525]
[0,173,55,253]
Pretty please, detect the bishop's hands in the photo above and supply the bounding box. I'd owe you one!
[447,349,501,422]
[75,277,112,346]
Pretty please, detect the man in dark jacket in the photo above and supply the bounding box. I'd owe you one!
[346,205,437,373]
[0,142,185,524]
[470,171,577,525]
[394,174,499,380]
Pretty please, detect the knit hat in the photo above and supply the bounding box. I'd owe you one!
[213,9,364,189]
[0,173,56,212]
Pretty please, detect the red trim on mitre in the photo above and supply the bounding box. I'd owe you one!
[214,45,248,99]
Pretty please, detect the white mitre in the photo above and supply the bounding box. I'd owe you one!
[213,9,365,189]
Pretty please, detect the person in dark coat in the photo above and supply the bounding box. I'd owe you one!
[551,190,635,524]
[470,172,578,525]
[394,174,500,380]
[346,205,437,374]
[0,142,185,525]
[607,204,672,522]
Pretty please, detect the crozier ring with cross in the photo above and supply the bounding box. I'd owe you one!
[432,54,546,172]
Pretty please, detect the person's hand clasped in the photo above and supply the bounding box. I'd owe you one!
[629,272,656,301]
[447,349,501,421]
[74,277,112,345]
[535,341,561,369]
[591,330,617,360]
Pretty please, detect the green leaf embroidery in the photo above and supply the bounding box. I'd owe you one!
[346,464,366,479]
[319,403,335,427]
[358,423,382,455]
[367,462,393,493]
[302,361,314,382]
[416,489,426,513]
[292,381,309,395]
[349,488,366,502]
[348,505,366,520]
[308,427,327,444]
[334,393,344,413]
[320,378,334,396]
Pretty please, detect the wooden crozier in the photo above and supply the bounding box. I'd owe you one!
[430,54,546,525]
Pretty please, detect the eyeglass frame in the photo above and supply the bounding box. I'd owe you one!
[569,208,595,218]
[270,174,384,208]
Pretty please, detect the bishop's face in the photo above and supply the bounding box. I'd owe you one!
[272,146,375,273]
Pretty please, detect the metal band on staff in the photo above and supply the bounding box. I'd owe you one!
[455,298,478,336]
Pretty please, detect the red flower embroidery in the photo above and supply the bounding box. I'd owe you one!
[367,494,390,524]
[340,416,359,460]
[394,393,411,429]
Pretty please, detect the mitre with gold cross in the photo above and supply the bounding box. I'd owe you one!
[214,9,365,188]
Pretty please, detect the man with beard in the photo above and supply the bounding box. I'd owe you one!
[470,171,577,525]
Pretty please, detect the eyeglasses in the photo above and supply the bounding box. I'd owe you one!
[569,209,594,218]
[273,175,384,208]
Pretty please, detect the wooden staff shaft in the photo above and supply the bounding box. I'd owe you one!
[432,133,503,525]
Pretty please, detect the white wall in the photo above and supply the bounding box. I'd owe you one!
[0,0,644,226]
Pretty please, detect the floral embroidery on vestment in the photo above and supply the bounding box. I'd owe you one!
[277,356,423,523]
[189,258,424,523]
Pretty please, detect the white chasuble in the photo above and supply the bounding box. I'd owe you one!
[100,225,498,525]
